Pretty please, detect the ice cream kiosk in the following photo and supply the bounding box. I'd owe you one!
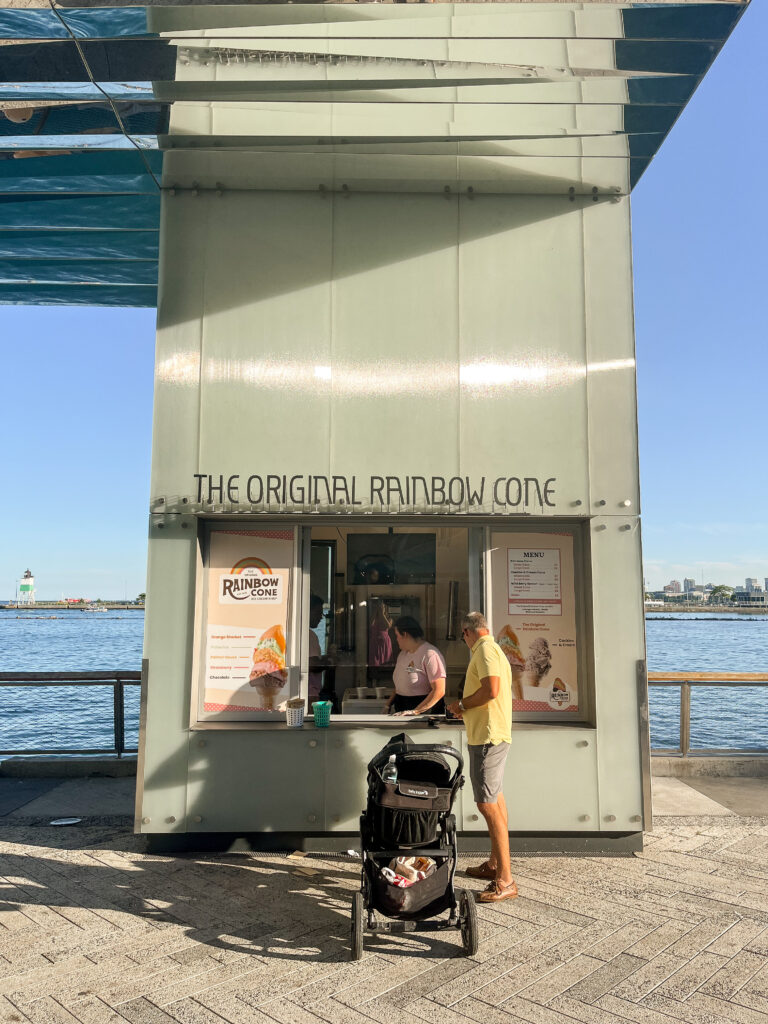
[123,0,746,852]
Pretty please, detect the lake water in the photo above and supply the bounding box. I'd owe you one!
[0,608,766,754]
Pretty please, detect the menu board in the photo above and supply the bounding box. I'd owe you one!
[508,548,562,616]
[200,528,295,718]
[491,531,578,715]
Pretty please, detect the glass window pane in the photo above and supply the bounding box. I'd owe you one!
[648,686,680,751]
[0,684,115,752]
[689,686,768,752]
[308,525,469,717]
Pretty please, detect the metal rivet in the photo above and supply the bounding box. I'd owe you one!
[620,499,632,507]
[595,524,607,531]
[630,815,641,823]
[469,814,478,822]
[577,740,589,747]
[580,814,591,822]
[307,814,317,824]
[142,816,150,825]
[309,740,317,748]
[595,499,606,506]
[182,497,189,504]
[193,815,202,824]
[181,522,189,529]
[166,816,176,824]
[604,814,616,823]
[156,522,164,529]
[197,740,206,748]
[620,524,632,531]
[571,499,582,507]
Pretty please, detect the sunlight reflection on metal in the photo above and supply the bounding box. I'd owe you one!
[156,354,636,394]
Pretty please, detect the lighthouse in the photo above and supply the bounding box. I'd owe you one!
[17,570,35,607]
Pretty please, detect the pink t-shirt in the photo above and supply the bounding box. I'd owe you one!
[392,643,446,697]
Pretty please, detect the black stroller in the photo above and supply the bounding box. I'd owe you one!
[350,734,479,959]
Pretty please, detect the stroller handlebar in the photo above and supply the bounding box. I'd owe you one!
[369,741,464,778]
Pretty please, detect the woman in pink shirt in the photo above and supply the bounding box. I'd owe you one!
[385,616,446,717]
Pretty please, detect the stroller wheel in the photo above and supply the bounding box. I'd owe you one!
[459,889,479,956]
[351,891,365,961]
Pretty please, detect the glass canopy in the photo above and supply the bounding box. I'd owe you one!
[0,2,747,305]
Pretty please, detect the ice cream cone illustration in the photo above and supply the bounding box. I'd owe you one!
[497,625,526,700]
[248,624,287,710]
[525,637,552,688]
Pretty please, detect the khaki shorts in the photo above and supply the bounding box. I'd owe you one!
[468,741,510,804]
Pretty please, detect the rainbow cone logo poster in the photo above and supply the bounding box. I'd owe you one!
[202,529,294,716]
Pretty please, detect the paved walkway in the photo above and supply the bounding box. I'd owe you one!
[3,780,768,1023]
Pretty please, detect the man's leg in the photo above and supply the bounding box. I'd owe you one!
[478,794,506,870]
[477,799,512,886]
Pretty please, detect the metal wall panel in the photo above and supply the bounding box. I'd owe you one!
[137,517,199,834]
[196,191,333,483]
[590,518,646,830]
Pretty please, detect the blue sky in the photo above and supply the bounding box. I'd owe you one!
[1,3,765,599]
[632,0,766,590]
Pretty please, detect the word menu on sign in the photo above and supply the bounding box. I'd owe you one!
[508,548,562,616]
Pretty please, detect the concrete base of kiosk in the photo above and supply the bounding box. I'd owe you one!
[144,831,642,856]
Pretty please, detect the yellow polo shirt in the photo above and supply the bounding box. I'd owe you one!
[463,635,512,746]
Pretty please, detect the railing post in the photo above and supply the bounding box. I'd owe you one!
[680,682,691,756]
[113,678,125,758]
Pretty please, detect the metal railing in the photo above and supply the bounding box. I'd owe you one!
[2,669,765,759]
[0,672,141,757]
[648,672,768,756]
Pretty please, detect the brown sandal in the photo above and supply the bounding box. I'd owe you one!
[465,861,496,880]
[477,880,519,903]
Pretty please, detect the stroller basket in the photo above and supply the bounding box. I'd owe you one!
[372,857,452,919]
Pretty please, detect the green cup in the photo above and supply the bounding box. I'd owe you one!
[312,700,332,728]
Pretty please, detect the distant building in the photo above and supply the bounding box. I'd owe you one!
[765,578,768,594]
[746,578,759,592]
[665,580,682,595]
[683,578,696,593]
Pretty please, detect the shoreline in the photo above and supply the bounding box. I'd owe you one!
[645,606,767,616]
[0,604,144,612]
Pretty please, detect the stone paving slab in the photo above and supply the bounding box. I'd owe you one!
[1,817,768,1023]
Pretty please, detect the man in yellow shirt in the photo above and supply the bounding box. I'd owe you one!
[447,611,517,903]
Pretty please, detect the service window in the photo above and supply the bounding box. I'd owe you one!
[485,526,590,722]
[193,524,301,723]
[304,524,476,719]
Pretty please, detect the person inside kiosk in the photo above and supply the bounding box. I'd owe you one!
[309,525,468,717]
[385,615,447,717]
